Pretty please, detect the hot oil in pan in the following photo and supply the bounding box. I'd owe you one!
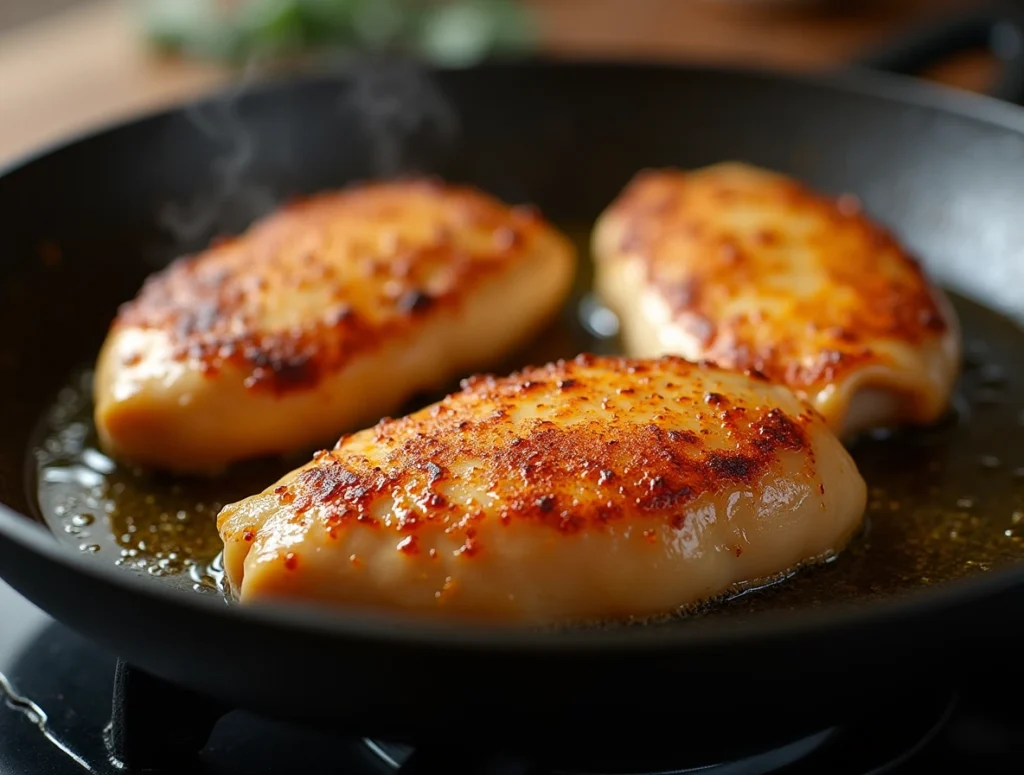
[32,374,292,596]
[29,227,1024,618]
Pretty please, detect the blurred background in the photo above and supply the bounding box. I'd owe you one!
[0,0,1003,167]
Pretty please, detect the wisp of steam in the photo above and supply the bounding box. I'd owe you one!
[152,54,460,267]
[344,55,459,177]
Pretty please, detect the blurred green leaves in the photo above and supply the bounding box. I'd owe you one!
[141,0,539,66]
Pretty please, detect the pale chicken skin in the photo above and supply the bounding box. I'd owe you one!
[218,354,867,624]
[94,179,576,473]
[593,162,962,439]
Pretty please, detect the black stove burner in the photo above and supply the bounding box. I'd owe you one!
[362,693,954,775]
[2,586,1024,775]
[99,653,960,775]
[364,731,836,775]
[0,597,978,775]
[2,570,1024,775]
[107,658,227,770]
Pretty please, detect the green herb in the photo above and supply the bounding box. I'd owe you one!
[140,0,538,66]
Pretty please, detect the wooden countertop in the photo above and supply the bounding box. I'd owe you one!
[0,0,991,166]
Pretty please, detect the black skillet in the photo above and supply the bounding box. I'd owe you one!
[4,12,1024,770]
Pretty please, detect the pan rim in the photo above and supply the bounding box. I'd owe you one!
[5,54,1024,182]
[3,55,1024,652]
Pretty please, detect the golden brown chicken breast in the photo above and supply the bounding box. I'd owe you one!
[218,354,867,624]
[94,179,576,473]
[593,162,961,439]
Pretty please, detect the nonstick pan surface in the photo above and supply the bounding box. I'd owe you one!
[3,59,1024,757]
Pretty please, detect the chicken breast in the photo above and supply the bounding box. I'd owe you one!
[218,354,867,624]
[94,179,576,473]
[593,162,961,439]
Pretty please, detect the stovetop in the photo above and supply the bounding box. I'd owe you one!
[2,580,1024,775]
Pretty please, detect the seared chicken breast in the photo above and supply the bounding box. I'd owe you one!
[94,179,575,473]
[593,162,961,439]
[218,354,867,624]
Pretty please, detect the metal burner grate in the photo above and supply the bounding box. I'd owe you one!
[365,729,836,775]
[360,692,955,775]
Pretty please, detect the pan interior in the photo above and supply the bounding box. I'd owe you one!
[6,62,1024,628]
[29,224,1024,622]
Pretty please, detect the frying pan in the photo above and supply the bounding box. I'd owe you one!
[3,27,1024,770]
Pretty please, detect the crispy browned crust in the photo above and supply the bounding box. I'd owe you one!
[597,165,952,392]
[113,178,560,393]
[231,354,815,554]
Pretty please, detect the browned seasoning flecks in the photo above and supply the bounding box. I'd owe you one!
[269,354,812,551]
[112,179,552,395]
[600,164,953,394]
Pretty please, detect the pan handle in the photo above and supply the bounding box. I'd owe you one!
[851,5,1024,105]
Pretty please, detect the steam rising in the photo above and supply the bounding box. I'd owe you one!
[152,55,459,266]
[345,56,459,177]
[154,61,277,261]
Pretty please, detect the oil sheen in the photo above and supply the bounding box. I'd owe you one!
[29,229,1024,618]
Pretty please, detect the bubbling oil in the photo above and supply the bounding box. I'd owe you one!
[33,369,287,597]
[28,234,1024,617]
